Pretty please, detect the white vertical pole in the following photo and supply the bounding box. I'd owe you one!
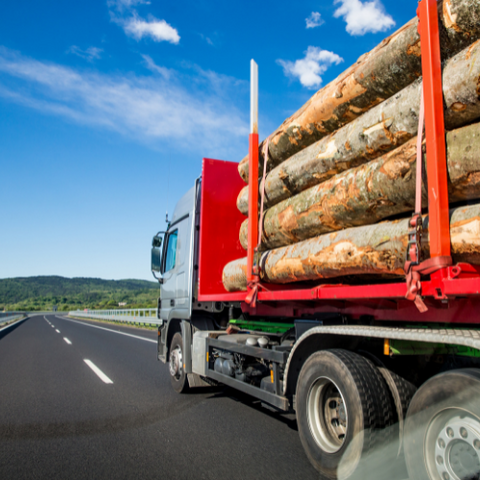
[250,59,258,134]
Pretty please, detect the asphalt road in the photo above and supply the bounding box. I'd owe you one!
[0,315,318,480]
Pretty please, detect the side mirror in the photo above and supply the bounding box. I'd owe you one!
[151,231,165,282]
[152,236,162,248]
[151,246,162,273]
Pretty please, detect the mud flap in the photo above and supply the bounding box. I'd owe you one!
[187,373,211,388]
[158,324,167,362]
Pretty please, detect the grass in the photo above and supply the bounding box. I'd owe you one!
[67,315,159,331]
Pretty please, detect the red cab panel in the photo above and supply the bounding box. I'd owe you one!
[198,158,247,301]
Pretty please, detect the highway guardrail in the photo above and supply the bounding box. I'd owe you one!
[0,312,27,327]
[69,308,161,326]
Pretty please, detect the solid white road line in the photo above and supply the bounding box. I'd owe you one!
[84,359,113,384]
[55,329,60,333]
[63,338,72,345]
[58,317,156,343]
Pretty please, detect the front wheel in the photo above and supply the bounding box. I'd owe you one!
[296,349,395,480]
[404,369,480,480]
[169,332,190,393]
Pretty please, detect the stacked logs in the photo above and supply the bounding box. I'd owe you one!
[224,203,480,291]
[222,0,480,292]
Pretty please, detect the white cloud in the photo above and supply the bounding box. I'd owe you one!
[122,15,180,43]
[68,46,103,62]
[199,33,214,46]
[141,54,173,79]
[107,0,150,12]
[106,0,179,45]
[277,47,343,89]
[0,47,248,157]
[306,12,324,29]
[333,0,395,35]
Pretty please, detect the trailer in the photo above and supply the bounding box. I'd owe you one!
[151,2,480,478]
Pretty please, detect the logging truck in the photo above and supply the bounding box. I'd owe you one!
[151,1,480,479]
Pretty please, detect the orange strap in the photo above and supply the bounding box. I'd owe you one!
[404,91,452,312]
[245,281,271,308]
[245,281,259,308]
[405,256,452,312]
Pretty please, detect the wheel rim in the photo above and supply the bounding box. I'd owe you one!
[306,376,348,453]
[425,408,480,480]
[169,345,183,380]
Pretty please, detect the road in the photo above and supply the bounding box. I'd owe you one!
[0,315,318,480]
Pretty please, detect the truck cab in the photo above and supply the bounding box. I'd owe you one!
[152,183,197,323]
[151,159,246,376]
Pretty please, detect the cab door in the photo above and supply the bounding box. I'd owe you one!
[159,214,191,320]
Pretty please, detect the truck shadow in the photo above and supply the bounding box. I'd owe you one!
[0,396,202,440]
[204,386,298,431]
[202,386,410,480]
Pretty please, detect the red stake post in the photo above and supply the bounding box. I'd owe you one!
[417,0,451,269]
[247,60,259,285]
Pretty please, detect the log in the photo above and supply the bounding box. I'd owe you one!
[236,38,480,215]
[251,39,480,208]
[236,186,249,217]
[239,122,480,250]
[223,203,480,291]
[238,0,480,183]
[222,258,248,293]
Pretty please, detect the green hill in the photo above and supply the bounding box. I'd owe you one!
[0,276,159,312]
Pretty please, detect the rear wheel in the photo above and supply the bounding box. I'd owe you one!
[404,369,480,480]
[378,367,417,457]
[296,349,395,480]
[169,332,189,393]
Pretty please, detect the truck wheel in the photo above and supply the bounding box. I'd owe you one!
[296,349,395,480]
[169,332,190,393]
[404,369,480,480]
[378,367,417,457]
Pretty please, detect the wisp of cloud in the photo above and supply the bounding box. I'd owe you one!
[0,47,249,158]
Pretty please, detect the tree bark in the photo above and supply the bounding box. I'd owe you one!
[256,40,480,208]
[223,203,480,291]
[238,0,480,183]
[239,122,480,250]
[236,39,480,213]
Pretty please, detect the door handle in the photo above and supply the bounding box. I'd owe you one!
[170,299,175,307]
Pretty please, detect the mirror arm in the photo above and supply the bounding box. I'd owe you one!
[152,231,166,247]
[151,270,164,284]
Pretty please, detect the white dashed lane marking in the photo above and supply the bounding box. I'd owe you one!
[83,360,113,384]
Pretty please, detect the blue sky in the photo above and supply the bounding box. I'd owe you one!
[0,0,417,281]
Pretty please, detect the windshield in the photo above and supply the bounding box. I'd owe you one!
[164,230,178,272]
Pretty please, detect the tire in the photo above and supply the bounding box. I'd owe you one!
[378,367,417,457]
[169,332,190,393]
[296,349,395,480]
[404,369,480,480]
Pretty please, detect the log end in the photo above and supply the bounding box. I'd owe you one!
[222,257,247,292]
[238,156,249,183]
[236,186,249,216]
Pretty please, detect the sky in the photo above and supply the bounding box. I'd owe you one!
[0,0,418,281]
